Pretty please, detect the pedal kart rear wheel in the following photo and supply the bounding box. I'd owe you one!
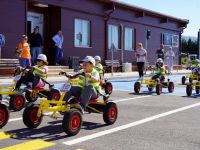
[23,104,43,128]
[182,76,186,85]
[186,84,193,96]
[48,89,61,100]
[104,82,113,95]
[9,94,26,111]
[168,82,174,93]
[25,90,38,102]
[134,82,141,94]
[0,104,9,129]
[156,84,162,95]
[103,102,118,125]
[62,109,82,136]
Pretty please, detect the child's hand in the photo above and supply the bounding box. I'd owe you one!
[85,73,92,78]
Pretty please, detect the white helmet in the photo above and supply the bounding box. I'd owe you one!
[37,54,48,64]
[157,58,163,63]
[82,56,95,66]
[94,56,101,61]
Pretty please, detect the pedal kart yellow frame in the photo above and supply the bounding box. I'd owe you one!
[182,74,200,85]
[23,91,118,136]
[134,78,174,95]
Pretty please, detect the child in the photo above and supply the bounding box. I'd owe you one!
[94,56,104,79]
[192,59,200,76]
[152,58,166,82]
[16,35,31,68]
[62,56,101,112]
[15,54,48,90]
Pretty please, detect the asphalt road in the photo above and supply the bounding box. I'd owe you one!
[0,75,200,150]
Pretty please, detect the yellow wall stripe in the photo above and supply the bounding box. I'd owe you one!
[0,132,14,140]
[0,140,55,150]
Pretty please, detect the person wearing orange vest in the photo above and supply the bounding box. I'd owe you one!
[16,35,31,68]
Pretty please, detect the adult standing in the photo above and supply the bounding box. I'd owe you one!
[165,47,175,74]
[156,44,165,60]
[135,43,147,79]
[29,26,43,65]
[16,35,31,68]
[52,30,64,65]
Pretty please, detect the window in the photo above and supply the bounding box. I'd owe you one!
[124,27,134,50]
[108,25,120,50]
[74,19,90,47]
[172,34,179,47]
[162,33,172,46]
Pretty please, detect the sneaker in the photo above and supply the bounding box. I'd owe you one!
[79,104,88,114]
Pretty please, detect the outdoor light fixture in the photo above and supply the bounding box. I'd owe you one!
[34,3,48,8]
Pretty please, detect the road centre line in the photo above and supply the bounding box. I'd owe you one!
[8,95,152,122]
[63,102,200,145]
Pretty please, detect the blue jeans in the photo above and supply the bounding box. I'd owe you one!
[20,58,31,68]
[55,47,63,64]
[31,47,42,65]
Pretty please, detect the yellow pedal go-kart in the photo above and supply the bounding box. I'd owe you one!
[134,78,174,95]
[186,80,200,96]
[182,74,200,85]
[22,77,118,136]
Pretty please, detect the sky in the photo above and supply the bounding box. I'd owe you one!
[119,0,200,37]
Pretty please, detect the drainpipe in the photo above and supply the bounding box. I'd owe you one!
[104,2,116,60]
[25,0,28,35]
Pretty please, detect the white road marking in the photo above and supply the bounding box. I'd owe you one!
[8,95,152,122]
[63,102,200,145]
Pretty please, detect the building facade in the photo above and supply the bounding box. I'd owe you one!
[0,0,189,65]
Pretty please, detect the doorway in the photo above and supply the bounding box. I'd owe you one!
[27,2,61,64]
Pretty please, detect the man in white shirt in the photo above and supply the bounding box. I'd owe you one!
[52,30,64,65]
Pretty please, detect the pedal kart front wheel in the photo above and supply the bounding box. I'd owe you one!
[168,82,174,93]
[9,94,26,111]
[182,76,186,85]
[104,82,113,95]
[62,109,82,136]
[23,104,43,128]
[103,102,118,125]
[156,84,162,95]
[0,104,9,129]
[134,82,141,94]
[186,84,193,96]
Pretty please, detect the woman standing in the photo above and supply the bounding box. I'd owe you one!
[165,47,175,74]
[135,43,147,79]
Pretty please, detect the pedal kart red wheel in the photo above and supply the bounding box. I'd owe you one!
[104,82,113,95]
[23,104,42,128]
[168,82,174,93]
[9,94,26,111]
[156,84,162,95]
[62,109,82,136]
[134,82,141,94]
[0,104,9,129]
[103,102,118,125]
[186,84,193,96]
[48,89,61,100]
[182,76,186,85]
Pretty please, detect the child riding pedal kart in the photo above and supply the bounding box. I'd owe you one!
[14,54,61,102]
[94,56,113,95]
[134,58,174,95]
[182,59,200,85]
[22,56,118,136]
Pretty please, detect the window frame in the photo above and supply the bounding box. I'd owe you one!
[108,24,121,50]
[124,27,134,51]
[74,18,91,48]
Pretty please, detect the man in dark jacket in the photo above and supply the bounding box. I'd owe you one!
[29,26,43,65]
[156,44,165,60]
